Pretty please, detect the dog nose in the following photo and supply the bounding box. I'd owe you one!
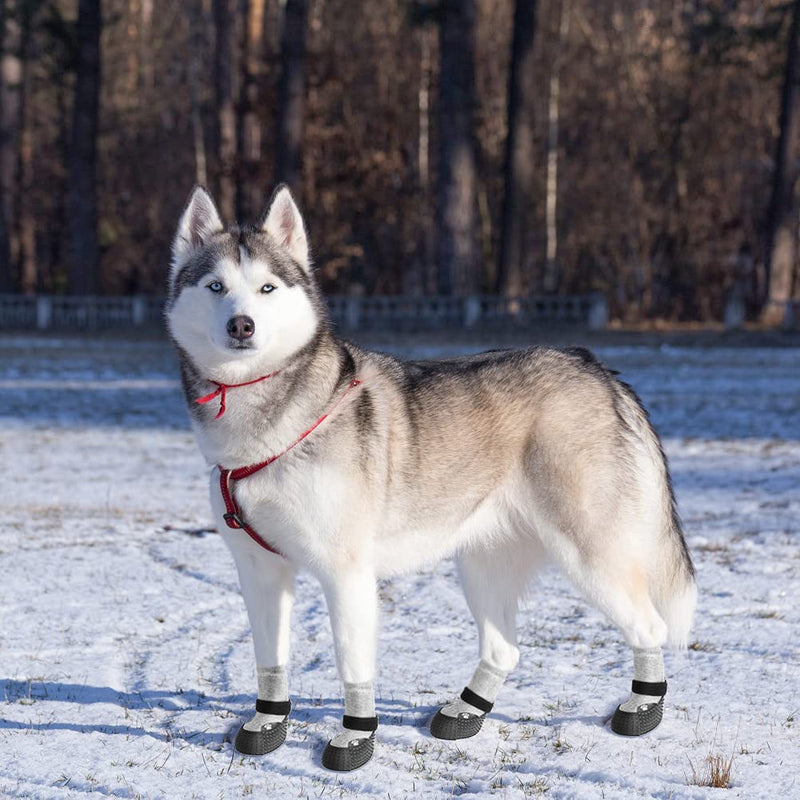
[226,315,255,340]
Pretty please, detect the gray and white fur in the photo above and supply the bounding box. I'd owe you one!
[166,185,697,768]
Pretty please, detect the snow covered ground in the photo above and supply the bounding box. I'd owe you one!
[1,334,798,799]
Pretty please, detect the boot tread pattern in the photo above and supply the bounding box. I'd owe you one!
[429,709,485,740]
[611,696,665,736]
[321,732,376,771]
[234,718,289,755]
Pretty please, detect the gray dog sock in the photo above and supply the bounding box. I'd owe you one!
[344,680,376,718]
[242,665,289,732]
[441,660,508,719]
[329,681,376,748]
[619,647,665,713]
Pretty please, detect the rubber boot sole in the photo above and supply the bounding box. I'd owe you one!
[611,697,664,736]
[429,710,485,740]
[321,733,375,771]
[234,718,288,755]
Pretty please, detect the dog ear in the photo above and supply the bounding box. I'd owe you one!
[261,185,309,270]
[171,186,223,277]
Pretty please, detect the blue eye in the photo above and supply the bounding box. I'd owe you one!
[261,284,276,294]
[207,281,223,293]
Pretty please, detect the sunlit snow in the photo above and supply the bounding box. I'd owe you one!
[1,335,798,798]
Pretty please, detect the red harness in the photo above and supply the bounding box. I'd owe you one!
[214,377,363,558]
[195,371,280,418]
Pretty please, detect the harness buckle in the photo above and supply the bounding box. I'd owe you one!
[223,512,245,530]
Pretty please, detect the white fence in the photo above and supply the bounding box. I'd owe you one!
[0,293,609,332]
[0,295,166,331]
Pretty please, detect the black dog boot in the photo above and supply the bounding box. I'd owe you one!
[430,687,493,740]
[234,699,291,755]
[322,715,378,771]
[611,680,666,736]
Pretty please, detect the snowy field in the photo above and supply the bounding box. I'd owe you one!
[1,334,799,799]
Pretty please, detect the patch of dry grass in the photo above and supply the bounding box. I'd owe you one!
[688,752,735,789]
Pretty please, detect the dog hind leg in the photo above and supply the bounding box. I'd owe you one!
[549,539,671,736]
[431,542,536,740]
[611,646,667,736]
[586,551,670,735]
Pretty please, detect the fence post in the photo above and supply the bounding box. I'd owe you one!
[36,296,52,330]
[784,300,795,331]
[132,296,145,326]
[587,293,608,330]
[464,296,481,328]
[346,296,361,330]
[723,288,745,330]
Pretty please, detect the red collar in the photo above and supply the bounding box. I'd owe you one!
[218,377,363,558]
[195,371,280,418]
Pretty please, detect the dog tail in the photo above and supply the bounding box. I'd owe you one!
[658,567,697,650]
[612,377,697,650]
[654,458,697,651]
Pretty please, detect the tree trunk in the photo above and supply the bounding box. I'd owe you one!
[237,0,265,219]
[214,0,237,222]
[188,0,209,188]
[497,0,538,296]
[139,0,153,99]
[67,0,102,295]
[418,27,431,195]
[275,0,308,197]
[0,0,20,290]
[763,0,800,326]
[0,158,8,291]
[17,0,34,294]
[436,0,479,296]
[47,74,70,291]
[543,0,568,294]
[0,0,11,291]
[416,24,435,294]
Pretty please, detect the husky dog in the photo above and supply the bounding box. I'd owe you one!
[166,185,696,771]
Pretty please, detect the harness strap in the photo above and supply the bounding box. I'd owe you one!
[219,467,284,557]
[342,714,379,732]
[195,371,280,419]
[460,687,494,715]
[255,698,292,717]
[218,377,363,558]
[631,680,667,697]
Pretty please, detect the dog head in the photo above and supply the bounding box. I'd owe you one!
[166,185,323,383]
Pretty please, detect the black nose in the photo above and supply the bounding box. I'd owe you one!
[226,315,255,340]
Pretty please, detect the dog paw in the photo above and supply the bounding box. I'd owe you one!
[234,718,288,755]
[610,697,664,736]
[321,732,375,771]
[430,708,485,740]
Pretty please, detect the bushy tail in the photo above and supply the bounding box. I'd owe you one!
[649,434,697,650]
[612,377,697,650]
[659,570,697,650]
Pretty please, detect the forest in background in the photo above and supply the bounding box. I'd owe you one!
[0,0,799,323]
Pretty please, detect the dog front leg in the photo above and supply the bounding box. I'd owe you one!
[320,565,378,771]
[226,537,296,755]
[210,467,296,756]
